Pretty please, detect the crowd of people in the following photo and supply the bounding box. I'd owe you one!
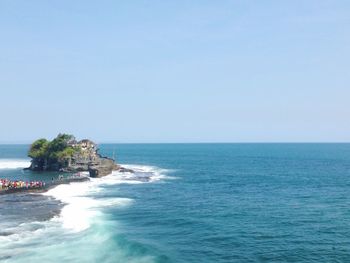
[0,173,88,193]
[0,179,45,191]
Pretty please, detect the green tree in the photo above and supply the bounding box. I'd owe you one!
[28,138,49,159]
[28,134,79,170]
[56,147,76,161]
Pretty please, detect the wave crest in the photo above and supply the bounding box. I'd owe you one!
[0,159,30,169]
[43,164,172,232]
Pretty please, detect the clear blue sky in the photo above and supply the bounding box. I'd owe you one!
[1,1,349,143]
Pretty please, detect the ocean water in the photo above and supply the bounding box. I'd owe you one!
[1,143,350,262]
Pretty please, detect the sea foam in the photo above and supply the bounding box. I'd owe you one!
[0,159,31,169]
[44,180,132,232]
[0,163,171,262]
[44,164,170,232]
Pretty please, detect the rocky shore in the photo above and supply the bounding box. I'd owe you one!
[27,134,132,177]
[0,176,90,195]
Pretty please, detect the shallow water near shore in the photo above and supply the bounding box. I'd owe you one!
[1,144,350,262]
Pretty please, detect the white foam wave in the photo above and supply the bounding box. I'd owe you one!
[42,164,174,232]
[0,220,50,243]
[0,159,31,169]
[44,180,133,232]
[120,164,178,182]
[0,164,172,262]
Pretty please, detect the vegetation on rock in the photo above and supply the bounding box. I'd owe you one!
[28,134,79,170]
[28,134,120,176]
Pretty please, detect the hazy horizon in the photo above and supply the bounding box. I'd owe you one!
[2,140,350,145]
[1,1,349,143]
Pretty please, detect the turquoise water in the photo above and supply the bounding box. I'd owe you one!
[1,144,350,262]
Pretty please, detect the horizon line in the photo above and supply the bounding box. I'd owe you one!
[1,141,350,145]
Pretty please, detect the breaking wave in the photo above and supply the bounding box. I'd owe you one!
[0,159,30,169]
[43,164,174,232]
[0,164,172,263]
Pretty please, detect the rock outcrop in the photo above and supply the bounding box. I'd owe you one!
[62,139,120,177]
[27,134,122,177]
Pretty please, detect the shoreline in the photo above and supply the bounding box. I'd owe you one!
[0,166,134,196]
[0,176,90,195]
[0,161,169,262]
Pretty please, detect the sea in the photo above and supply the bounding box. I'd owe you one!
[0,143,350,263]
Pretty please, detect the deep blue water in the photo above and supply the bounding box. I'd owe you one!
[1,144,350,262]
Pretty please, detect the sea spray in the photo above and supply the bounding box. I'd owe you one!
[0,164,171,263]
[0,159,31,169]
[44,180,133,232]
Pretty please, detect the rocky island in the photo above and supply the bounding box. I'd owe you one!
[27,134,127,177]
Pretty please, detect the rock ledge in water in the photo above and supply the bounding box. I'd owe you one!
[27,134,123,177]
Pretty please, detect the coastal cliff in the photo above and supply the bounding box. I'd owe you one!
[27,134,120,177]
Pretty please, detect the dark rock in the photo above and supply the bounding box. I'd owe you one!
[27,137,120,178]
[118,167,134,173]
